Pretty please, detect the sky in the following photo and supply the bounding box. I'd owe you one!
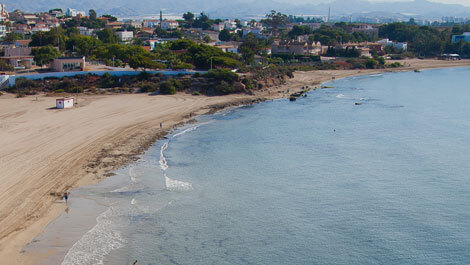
[277,0,470,6]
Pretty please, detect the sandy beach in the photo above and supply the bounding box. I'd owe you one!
[0,59,469,264]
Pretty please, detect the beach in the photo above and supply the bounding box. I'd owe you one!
[0,59,469,264]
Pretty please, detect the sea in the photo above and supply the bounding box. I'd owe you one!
[25,67,470,265]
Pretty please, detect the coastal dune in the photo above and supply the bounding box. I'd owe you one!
[0,58,468,264]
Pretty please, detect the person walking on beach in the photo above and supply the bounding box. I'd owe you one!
[64,192,69,203]
[160,122,162,128]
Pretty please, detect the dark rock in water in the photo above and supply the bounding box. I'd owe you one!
[290,96,297,101]
[355,102,362,105]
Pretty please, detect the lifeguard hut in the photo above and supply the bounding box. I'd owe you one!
[56,97,74,109]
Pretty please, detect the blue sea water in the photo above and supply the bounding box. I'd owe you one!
[58,67,470,265]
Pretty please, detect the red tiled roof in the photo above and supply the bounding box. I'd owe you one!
[15,40,32,46]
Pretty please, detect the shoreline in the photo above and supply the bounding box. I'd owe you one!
[0,59,468,264]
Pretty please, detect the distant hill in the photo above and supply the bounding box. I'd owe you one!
[2,0,470,18]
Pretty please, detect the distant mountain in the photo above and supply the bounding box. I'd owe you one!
[2,0,470,18]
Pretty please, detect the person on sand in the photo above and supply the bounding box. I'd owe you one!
[133,260,138,265]
[160,122,162,128]
[64,192,69,203]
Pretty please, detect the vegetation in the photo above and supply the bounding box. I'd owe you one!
[379,23,470,58]
[32,45,62,67]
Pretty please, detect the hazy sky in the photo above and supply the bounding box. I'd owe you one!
[276,0,470,6]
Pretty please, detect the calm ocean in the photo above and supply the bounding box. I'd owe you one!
[30,67,470,264]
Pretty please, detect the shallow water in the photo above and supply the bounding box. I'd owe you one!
[28,67,470,264]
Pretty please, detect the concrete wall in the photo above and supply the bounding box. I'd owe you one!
[4,47,32,57]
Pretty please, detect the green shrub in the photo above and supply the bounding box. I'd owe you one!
[192,91,200,95]
[202,69,238,84]
[159,81,177,95]
[137,81,159,93]
[388,62,402,68]
[378,57,385,65]
[16,91,26,98]
[215,81,233,94]
[71,86,84,93]
[173,63,195,70]
[365,59,378,69]
[169,79,184,91]
[55,89,65,93]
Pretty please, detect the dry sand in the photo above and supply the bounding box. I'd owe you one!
[0,59,468,264]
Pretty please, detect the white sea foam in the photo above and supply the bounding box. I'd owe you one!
[129,167,137,183]
[172,121,212,139]
[110,186,130,193]
[159,142,169,171]
[165,174,193,191]
[159,124,204,192]
[61,207,126,265]
[336,94,346,98]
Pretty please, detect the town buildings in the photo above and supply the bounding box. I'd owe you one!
[65,8,86,17]
[117,31,134,43]
[161,20,179,30]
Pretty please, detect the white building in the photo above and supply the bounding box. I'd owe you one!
[378,39,408,51]
[161,20,179,30]
[117,31,134,42]
[31,23,50,32]
[0,25,7,38]
[143,19,159,28]
[212,23,225,32]
[224,20,237,30]
[66,8,86,17]
[0,4,8,22]
[56,98,75,109]
[78,26,94,36]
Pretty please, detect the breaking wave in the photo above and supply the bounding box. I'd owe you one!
[61,207,126,265]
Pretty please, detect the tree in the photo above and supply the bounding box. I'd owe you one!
[66,35,101,56]
[129,54,164,69]
[262,10,289,35]
[4,32,23,43]
[32,45,61,67]
[183,12,195,27]
[288,25,312,39]
[408,18,417,26]
[102,15,117,22]
[30,27,67,50]
[239,33,262,63]
[0,60,13,71]
[219,29,231,42]
[89,9,97,20]
[97,28,118,44]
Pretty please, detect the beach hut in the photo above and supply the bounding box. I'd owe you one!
[56,97,74,109]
